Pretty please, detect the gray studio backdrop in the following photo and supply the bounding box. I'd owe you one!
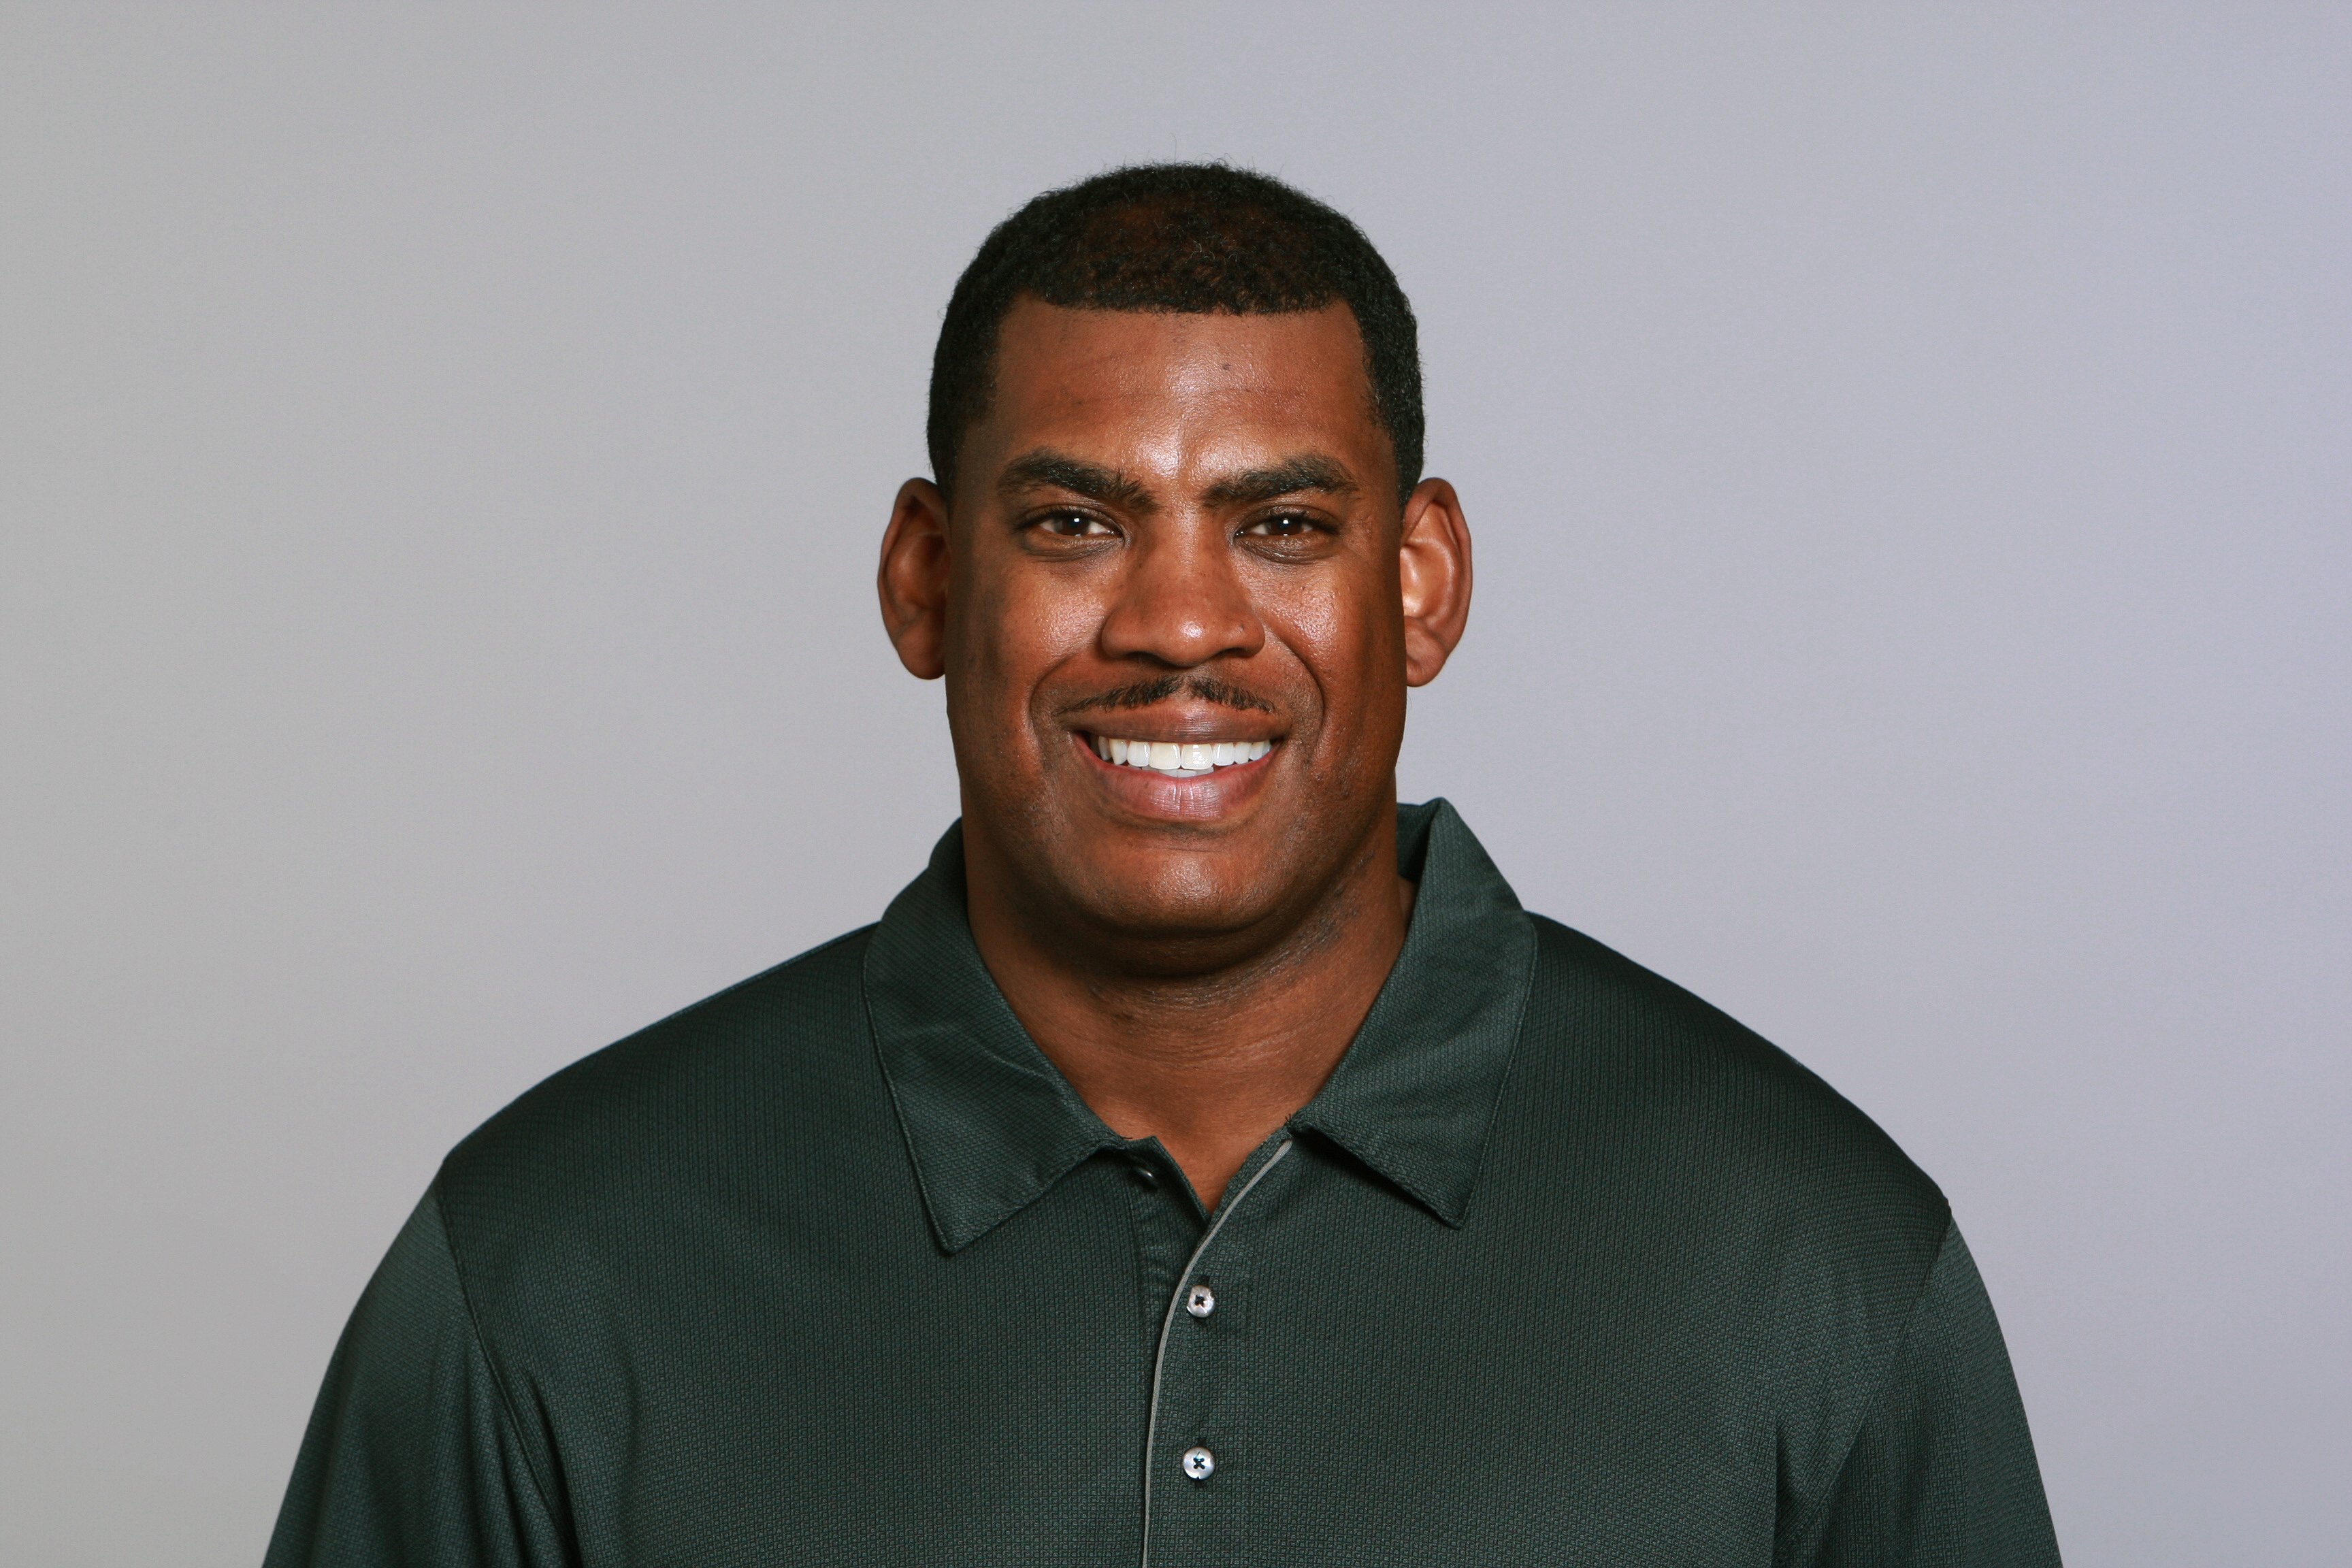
[3,5,2345,1565]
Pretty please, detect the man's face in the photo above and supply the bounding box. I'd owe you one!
[885,298,1466,964]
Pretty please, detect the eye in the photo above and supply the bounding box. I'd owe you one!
[1240,511,1322,538]
[1034,508,1119,539]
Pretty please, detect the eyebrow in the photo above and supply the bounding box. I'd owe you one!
[996,451,1155,512]
[1200,455,1358,508]
[996,448,1361,513]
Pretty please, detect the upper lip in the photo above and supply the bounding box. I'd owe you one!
[1070,707,1281,746]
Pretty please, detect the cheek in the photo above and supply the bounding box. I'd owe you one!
[1030,584,1112,672]
[1257,575,1404,742]
[953,561,1109,712]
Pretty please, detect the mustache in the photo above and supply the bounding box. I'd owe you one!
[1056,673,1278,718]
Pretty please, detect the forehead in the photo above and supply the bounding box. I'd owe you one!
[977,298,1383,484]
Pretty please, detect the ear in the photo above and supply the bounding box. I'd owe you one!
[1398,478,1472,687]
[878,478,952,681]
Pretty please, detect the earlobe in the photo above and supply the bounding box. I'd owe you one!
[1398,478,1473,687]
[877,478,952,681]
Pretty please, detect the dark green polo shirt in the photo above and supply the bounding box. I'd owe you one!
[266,800,2058,1567]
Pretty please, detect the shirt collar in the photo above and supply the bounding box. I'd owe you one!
[1286,799,1537,1226]
[863,799,1537,1253]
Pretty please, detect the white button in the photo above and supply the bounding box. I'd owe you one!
[1181,1445,1215,1482]
[1185,1284,1215,1318]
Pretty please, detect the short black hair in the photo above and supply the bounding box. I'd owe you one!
[928,163,1423,505]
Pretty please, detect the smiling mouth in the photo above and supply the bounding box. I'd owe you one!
[1086,734,1274,779]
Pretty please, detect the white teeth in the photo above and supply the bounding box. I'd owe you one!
[1093,734,1275,777]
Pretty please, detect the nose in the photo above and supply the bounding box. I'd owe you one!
[1097,521,1264,668]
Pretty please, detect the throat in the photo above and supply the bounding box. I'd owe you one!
[967,868,1418,1211]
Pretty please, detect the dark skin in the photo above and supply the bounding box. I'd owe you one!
[878,299,1472,1207]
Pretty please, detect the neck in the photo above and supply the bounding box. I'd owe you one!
[962,810,1415,1210]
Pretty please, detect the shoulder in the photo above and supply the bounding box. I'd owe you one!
[432,926,892,1264]
[1507,913,1949,1266]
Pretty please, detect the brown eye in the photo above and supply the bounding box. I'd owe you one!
[1039,510,1116,538]
[1242,512,1319,538]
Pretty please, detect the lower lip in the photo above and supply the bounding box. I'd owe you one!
[1074,733,1279,820]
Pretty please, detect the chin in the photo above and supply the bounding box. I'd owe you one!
[1040,840,1302,949]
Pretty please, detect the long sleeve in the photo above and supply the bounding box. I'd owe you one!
[1789,1221,2061,1567]
[263,1186,571,1568]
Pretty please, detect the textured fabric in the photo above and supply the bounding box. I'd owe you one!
[266,800,2060,1567]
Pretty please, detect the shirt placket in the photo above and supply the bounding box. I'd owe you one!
[1134,1137,1293,1568]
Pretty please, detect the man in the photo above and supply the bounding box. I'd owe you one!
[267,164,2060,1566]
